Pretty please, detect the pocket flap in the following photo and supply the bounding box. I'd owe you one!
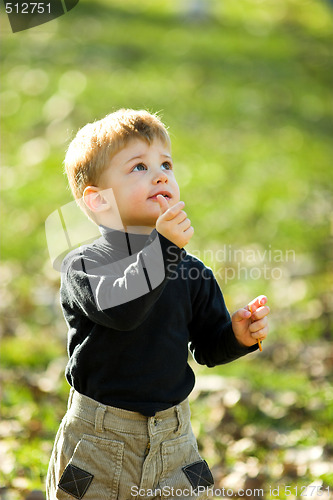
[182,460,214,490]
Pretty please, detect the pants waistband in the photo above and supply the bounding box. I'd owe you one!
[67,388,191,436]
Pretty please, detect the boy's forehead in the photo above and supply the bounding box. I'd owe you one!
[112,138,171,165]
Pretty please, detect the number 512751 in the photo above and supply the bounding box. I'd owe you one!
[5,3,52,14]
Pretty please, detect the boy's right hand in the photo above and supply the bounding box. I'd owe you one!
[156,195,194,248]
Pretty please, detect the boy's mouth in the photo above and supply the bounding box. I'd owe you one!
[148,191,172,201]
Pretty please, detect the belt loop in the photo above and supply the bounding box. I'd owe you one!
[67,387,74,410]
[175,404,183,436]
[95,404,107,433]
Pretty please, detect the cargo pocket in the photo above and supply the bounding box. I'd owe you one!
[159,433,214,499]
[56,434,124,500]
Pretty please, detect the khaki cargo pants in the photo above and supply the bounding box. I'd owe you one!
[46,389,214,499]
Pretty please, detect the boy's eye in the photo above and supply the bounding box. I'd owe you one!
[162,161,172,170]
[132,163,147,172]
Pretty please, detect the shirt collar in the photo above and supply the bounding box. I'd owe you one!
[99,225,152,255]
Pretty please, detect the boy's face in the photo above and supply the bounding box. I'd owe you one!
[98,138,180,229]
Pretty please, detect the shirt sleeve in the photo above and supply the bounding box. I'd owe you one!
[188,263,258,367]
[61,230,186,331]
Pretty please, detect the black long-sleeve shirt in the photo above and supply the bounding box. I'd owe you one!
[60,225,257,416]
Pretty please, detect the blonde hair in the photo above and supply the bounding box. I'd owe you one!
[64,109,171,202]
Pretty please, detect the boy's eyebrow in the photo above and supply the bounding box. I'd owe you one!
[125,152,172,164]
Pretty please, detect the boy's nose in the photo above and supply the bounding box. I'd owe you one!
[153,172,168,184]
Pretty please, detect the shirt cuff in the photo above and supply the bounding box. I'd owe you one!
[154,230,187,271]
[225,320,259,358]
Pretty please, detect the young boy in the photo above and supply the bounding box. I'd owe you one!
[46,109,269,500]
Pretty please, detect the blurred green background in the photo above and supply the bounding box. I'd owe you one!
[1,0,332,498]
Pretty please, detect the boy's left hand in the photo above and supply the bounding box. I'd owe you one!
[231,295,270,348]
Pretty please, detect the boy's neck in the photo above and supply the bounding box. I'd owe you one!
[99,223,154,236]
[95,212,154,235]
[123,225,154,235]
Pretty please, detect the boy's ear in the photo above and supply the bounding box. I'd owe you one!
[83,186,110,212]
